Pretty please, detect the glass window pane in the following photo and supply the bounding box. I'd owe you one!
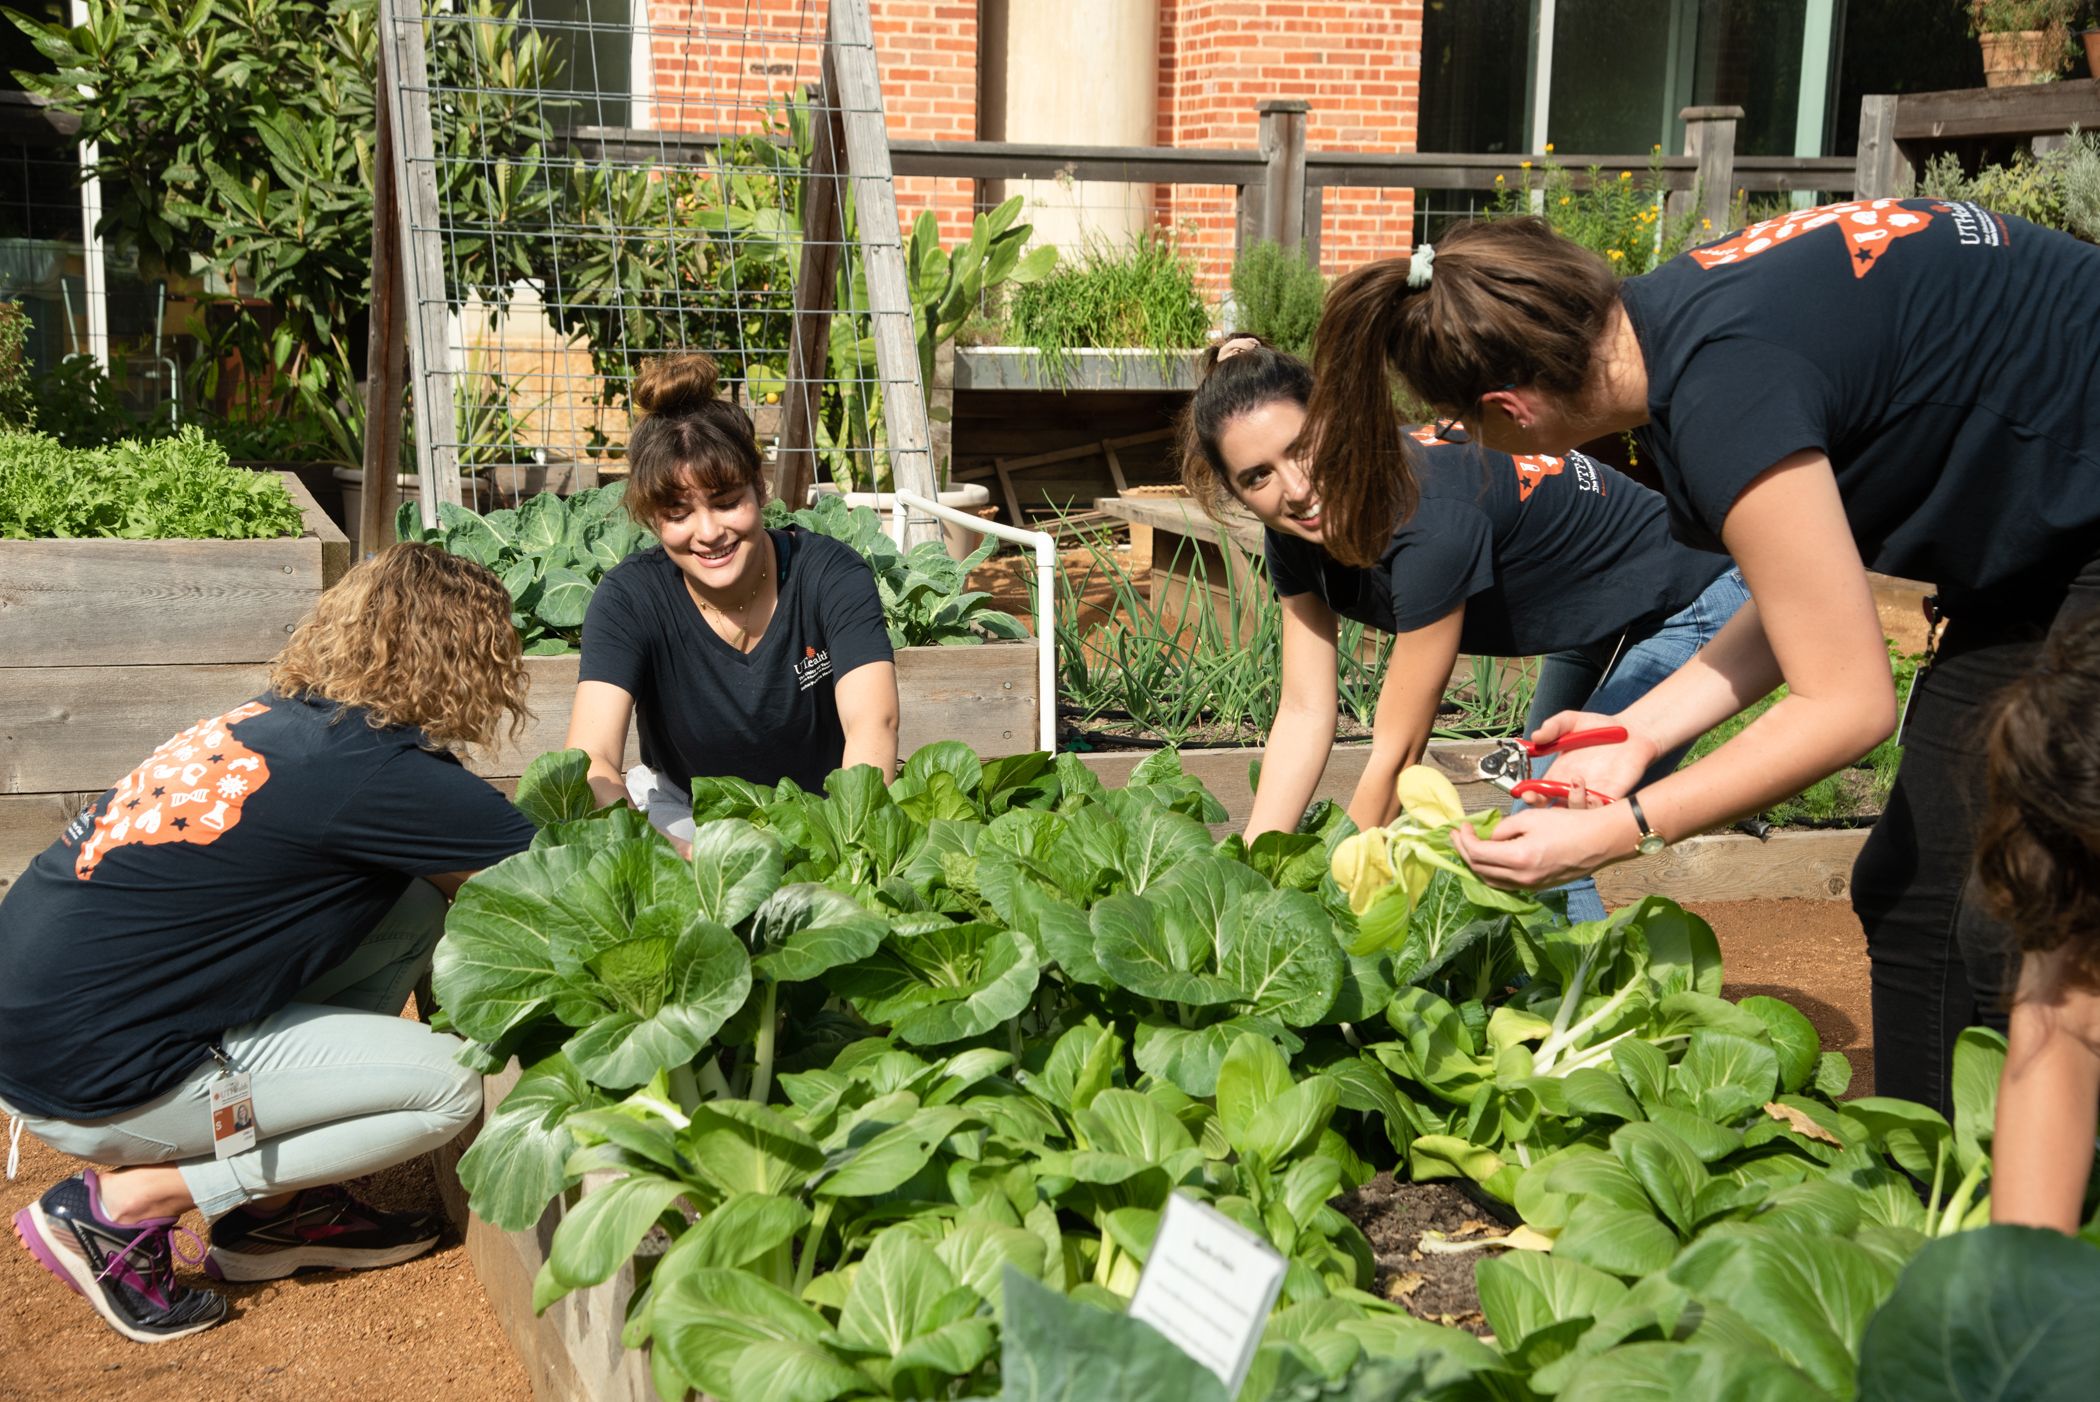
[1419,0,1532,154]
[1548,0,1678,153]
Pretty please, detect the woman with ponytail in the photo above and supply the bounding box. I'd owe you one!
[566,354,899,850]
[1183,333,1745,923]
[1303,203,2100,1114]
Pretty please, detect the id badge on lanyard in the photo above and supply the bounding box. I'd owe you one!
[207,1044,256,1160]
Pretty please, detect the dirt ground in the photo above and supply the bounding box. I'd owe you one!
[0,900,1867,1398]
[1335,1175,1503,1335]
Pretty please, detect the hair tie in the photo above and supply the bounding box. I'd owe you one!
[1406,243,1436,290]
[1215,335,1262,362]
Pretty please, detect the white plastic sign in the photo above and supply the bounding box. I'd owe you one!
[1126,1192,1288,1395]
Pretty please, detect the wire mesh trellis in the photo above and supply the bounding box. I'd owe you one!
[374,0,935,537]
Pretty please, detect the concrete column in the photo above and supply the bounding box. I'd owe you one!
[981,0,1161,252]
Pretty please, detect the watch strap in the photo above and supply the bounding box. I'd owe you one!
[1627,792,1662,848]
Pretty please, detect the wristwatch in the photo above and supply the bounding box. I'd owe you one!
[1627,793,1668,856]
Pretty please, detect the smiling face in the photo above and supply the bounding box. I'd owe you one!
[1216,399,1325,543]
[654,471,766,595]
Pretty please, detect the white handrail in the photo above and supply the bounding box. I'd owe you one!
[894,491,1058,756]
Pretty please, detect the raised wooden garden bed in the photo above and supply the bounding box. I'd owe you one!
[0,474,350,893]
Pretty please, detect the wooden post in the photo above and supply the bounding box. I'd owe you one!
[378,0,461,526]
[1670,104,1743,233]
[825,0,938,548]
[774,77,849,509]
[928,334,955,495]
[1852,94,1908,199]
[1257,100,1310,253]
[360,36,407,560]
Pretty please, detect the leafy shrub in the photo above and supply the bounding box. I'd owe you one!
[0,426,305,540]
[0,303,30,430]
[396,485,653,654]
[1007,232,1213,383]
[764,492,1031,648]
[1229,240,1326,360]
[1488,149,1704,275]
[1908,128,2100,242]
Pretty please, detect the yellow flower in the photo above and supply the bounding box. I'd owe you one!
[1494,173,1505,184]
[1559,195,1570,206]
[1702,218,1712,230]
[1608,248,1625,261]
[1545,142,1555,153]
[1520,160,1532,170]
[1618,170,1632,181]
[1652,143,1662,152]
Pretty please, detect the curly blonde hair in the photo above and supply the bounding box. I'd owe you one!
[270,542,530,752]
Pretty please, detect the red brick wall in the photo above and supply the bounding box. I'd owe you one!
[644,1,977,243]
[642,2,1423,282]
[1156,0,1421,295]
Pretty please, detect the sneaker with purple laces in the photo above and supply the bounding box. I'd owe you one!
[205,1184,441,1282]
[12,1169,229,1344]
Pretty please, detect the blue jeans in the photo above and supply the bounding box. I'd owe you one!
[1520,567,1751,922]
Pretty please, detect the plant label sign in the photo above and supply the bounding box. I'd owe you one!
[1126,1192,1287,1395]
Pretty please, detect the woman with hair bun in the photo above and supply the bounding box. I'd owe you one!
[567,353,898,849]
[1978,611,2100,1233]
[1303,203,2100,1112]
[1182,333,1746,922]
[4,543,540,1342]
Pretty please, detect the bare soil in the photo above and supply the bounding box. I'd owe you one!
[1333,1176,1502,1335]
[1694,897,1875,1096]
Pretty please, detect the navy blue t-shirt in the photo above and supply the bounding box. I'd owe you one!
[0,693,537,1119]
[1266,431,1729,655]
[579,527,894,794]
[1620,198,2100,606]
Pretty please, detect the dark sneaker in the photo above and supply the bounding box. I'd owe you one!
[205,1184,441,1282]
[12,1170,228,1343]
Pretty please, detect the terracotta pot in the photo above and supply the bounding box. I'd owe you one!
[2082,27,2100,78]
[1978,29,2064,87]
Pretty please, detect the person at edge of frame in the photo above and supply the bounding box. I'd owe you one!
[1179,331,1746,923]
[2,543,543,1343]
[1976,608,2100,1234]
[565,352,900,854]
[1299,198,2100,1117]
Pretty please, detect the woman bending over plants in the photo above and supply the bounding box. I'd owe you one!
[566,353,899,851]
[1184,333,1746,922]
[1301,202,2100,1114]
[1979,611,2100,1234]
[2,544,540,1342]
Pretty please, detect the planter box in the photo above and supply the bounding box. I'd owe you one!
[441,1065,653,1402]
[474,643,1043,781]
[0,475,349,894]
[955,346,1200,393]
[1075,741,1870,903]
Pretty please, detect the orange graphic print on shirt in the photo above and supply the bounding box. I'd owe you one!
[1689,199,1936,279]
[74,702,273,879]
[1407,423,1569,502]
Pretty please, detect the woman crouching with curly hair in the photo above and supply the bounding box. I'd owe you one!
[3,544,539,1343]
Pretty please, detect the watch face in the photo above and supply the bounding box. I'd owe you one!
[1638,833,1667,856]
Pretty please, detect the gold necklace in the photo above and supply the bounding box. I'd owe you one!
[687,540,773,649]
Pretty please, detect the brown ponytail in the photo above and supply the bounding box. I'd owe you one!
[1978,611,2100,997]
[625,353,765,528]
[1177,334,1315,519]
[1307,217,1620,567]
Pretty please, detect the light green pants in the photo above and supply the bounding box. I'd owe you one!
[7,880,479,1219]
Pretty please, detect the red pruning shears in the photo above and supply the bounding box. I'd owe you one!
[1475,726,1627,806]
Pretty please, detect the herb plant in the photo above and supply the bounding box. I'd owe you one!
[0,426,305,539]
[1229,240,1326,360]
[1006,231,1213,386]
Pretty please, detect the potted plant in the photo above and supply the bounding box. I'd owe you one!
[1969,0,2081,86]
[2080,9,2100,76]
